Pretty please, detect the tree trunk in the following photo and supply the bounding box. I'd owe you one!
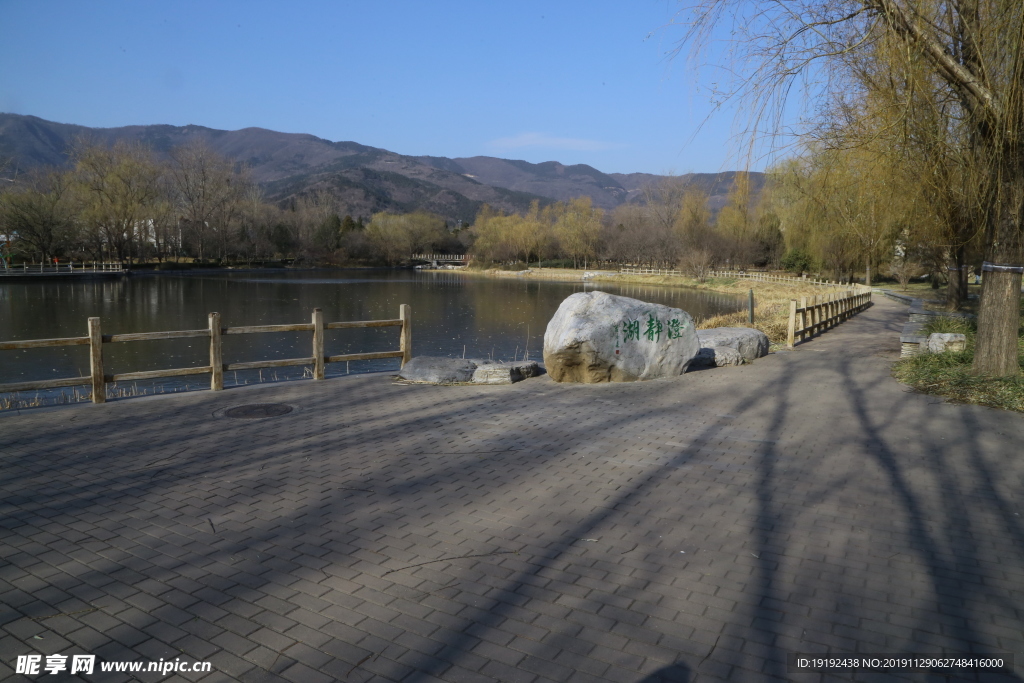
[865,253,872,287]
[946,245,968,310]
[972,170,1024,376]
[973,269,1021,375]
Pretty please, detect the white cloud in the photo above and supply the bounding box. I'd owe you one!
[486,132,621,152]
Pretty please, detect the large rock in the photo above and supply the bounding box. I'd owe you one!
[693,327,770,367]
[398,357,541,384]
[543,291,700,382]
[927,332,967,354]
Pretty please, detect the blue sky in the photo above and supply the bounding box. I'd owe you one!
[0,1,774,174]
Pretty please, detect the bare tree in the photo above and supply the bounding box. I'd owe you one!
[673,0,1024,375]
[167,141,239,261]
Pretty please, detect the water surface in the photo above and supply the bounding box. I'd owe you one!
[0,269,743,401]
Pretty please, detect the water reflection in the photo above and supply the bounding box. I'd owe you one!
[0,269,743,403]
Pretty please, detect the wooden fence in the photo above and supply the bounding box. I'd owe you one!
[787,288,872,348]
[620,267,845,286]
[0,305,412,403]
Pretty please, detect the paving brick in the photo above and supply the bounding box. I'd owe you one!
[249,628,296,653]
[206,649,258,678]
[278,661,333,683]
[479,659,538,683]
[440,663,500,683]
[210,630,260,657]
[1,297,1021,683]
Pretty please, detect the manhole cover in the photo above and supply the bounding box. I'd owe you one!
[224,403,293,419]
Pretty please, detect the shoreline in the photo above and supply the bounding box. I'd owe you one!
[449,266,874,345]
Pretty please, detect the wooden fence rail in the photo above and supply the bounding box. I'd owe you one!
[619,267,849,287]
[0,305,412,402]
[787,288,872,348]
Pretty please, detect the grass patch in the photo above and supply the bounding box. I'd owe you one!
[922,316,977,335]
[892,317,1024,412]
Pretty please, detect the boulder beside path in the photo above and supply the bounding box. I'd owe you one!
[543,291,700,382]
[927,332,967,354]
[472,360,542,384]
[693,327,770,367]
[398,357,541,385]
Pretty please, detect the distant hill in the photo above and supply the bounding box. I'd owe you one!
[0,113,763,222]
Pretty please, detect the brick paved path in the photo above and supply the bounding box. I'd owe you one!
[2,297,1022,682]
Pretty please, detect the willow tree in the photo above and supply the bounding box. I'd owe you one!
[673,0,1024,375]
[552,197,603,269]
[72,140,163,265]
[365,211,447,265]
[0,169,77,262]
[766,150,895,282]
[824,31,986,307]
[470,205,546,264]
[716,172,758,266]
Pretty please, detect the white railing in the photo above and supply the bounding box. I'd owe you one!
[412,254,466,262]
[708,270,842,286]
[619,267,685,276]
[1,262,124,275]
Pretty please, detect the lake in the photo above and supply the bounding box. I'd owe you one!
[0,269,743,403]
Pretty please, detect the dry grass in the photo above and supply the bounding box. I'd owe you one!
[461,267,601,281]
[696,301,792,345]
[601,273,843,345]
[892,316,1024,413]
[459,268,856,345]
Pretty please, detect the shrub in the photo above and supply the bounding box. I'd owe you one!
[781,248,814,274]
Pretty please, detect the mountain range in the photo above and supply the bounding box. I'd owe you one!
[0,113,763,224]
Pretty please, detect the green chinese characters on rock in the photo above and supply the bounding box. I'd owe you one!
[644,314,663,342]
[619,312,688,344]
[622,319,640,343]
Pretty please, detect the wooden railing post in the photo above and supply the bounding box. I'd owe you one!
[88,317,105,403]
[312,308,325,380]
[787,300,797,348]
[400,304,412,368]
[799,296,808,342]
[209,312,223,390]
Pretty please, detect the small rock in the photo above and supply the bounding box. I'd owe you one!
[927,332,967,354]
[398,357,477,384]
[694,345,744,368]
[471,360,541,385]
[398,357,542,384]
